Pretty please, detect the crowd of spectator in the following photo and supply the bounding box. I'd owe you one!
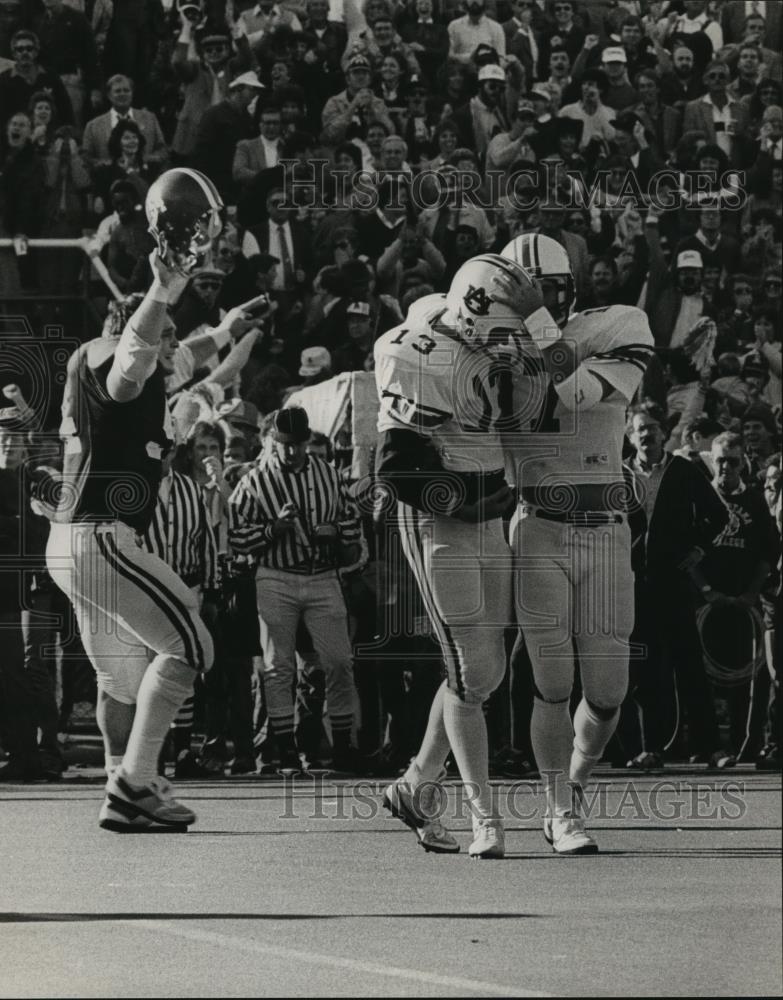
[0,0,780,781]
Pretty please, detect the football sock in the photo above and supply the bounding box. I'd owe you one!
[442,686,495,822]
[571,698,620,791]
[408,679,450,782]
[531,696,574,817]
[121,657,194,787]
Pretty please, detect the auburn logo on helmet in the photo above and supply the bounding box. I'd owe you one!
[463,285,492,315]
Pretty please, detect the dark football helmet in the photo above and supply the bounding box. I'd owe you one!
[145,167,224,276]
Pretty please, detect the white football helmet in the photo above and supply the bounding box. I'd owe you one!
[502,234,575,328]
[445,253,543,355]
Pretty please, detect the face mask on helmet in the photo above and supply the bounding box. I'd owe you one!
[145,167,225,276]
[501,234,575,330]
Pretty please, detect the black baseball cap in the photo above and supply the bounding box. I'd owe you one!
[271,406,310,443]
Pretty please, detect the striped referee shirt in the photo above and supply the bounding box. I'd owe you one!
[141,470,219,590]
[228,453,361,574]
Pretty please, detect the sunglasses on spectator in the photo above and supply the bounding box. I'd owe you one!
[706,71,729,81]
[335,240,353,249]
[13,44,36,53]
[203,43,228,53]
[484,82,504,91]
[765,278,782,286]
[718,457,743,468]
[734,285,752,294]
[194,280,222,290]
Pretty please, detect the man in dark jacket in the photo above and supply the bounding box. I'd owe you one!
[620,401,730,769]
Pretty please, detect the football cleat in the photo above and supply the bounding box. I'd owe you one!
[100,771,195,832]
[468,818,505,860]
[383,775,460,854]
[543,813,598,855]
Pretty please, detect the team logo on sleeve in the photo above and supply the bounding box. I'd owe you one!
[463,285,492,316]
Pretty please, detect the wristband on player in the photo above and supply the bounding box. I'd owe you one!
[524,306,561,349]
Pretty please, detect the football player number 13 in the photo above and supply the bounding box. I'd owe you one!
[389,328,436,355]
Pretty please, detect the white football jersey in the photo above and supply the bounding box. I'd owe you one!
[375,312,508,475]
[505,304,655,489]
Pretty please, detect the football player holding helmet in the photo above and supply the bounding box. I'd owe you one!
[145,168,224,276]
[503,234,655,856]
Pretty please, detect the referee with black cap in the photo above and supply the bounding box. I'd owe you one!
[228,406,363,772]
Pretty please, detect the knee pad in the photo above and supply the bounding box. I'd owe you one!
[582,668,628,713]
[151,655,196,703]
[532,672,573,705]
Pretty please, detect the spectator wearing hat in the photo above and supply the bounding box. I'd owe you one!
[228,405,364,773]
[559,67,616,152]
[485,97,538,175]
[502,0,540,85]
[320,54,394,144]
[30,0,100,129]
[539,0,584,71]
[232,100,285,188]
[399,0,449,88]
[193,70,266,201]
[644,219,717,347]
[632,70,683,162]
[332,300,377,372]
[171,16,239,161]
[597,44,639,112]
[453,62,511,159]
[683,60,749,168]
[80,74,168,174]
[658,42,704,112]
[0,30,73,126]
[291,346,333,393]
[447,0,505,64]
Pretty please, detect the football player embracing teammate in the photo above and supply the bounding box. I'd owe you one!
[502,234,654,854]
[374,254,559,859]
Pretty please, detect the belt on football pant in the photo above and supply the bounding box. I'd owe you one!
[524,506,624,526]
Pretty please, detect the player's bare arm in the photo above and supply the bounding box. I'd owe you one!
[106,250,189,404]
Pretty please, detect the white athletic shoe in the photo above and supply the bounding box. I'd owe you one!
[468,818,505,859]
[99,772,196,832]
[543,813,598,855]
[383,776,460,854]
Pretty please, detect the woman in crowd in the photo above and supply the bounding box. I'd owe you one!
[93,119,155,216]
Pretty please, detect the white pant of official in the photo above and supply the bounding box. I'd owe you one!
[397,503,512,703]
[255,567,355,725]
[46,521,213,705]
[510,509,633,706]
